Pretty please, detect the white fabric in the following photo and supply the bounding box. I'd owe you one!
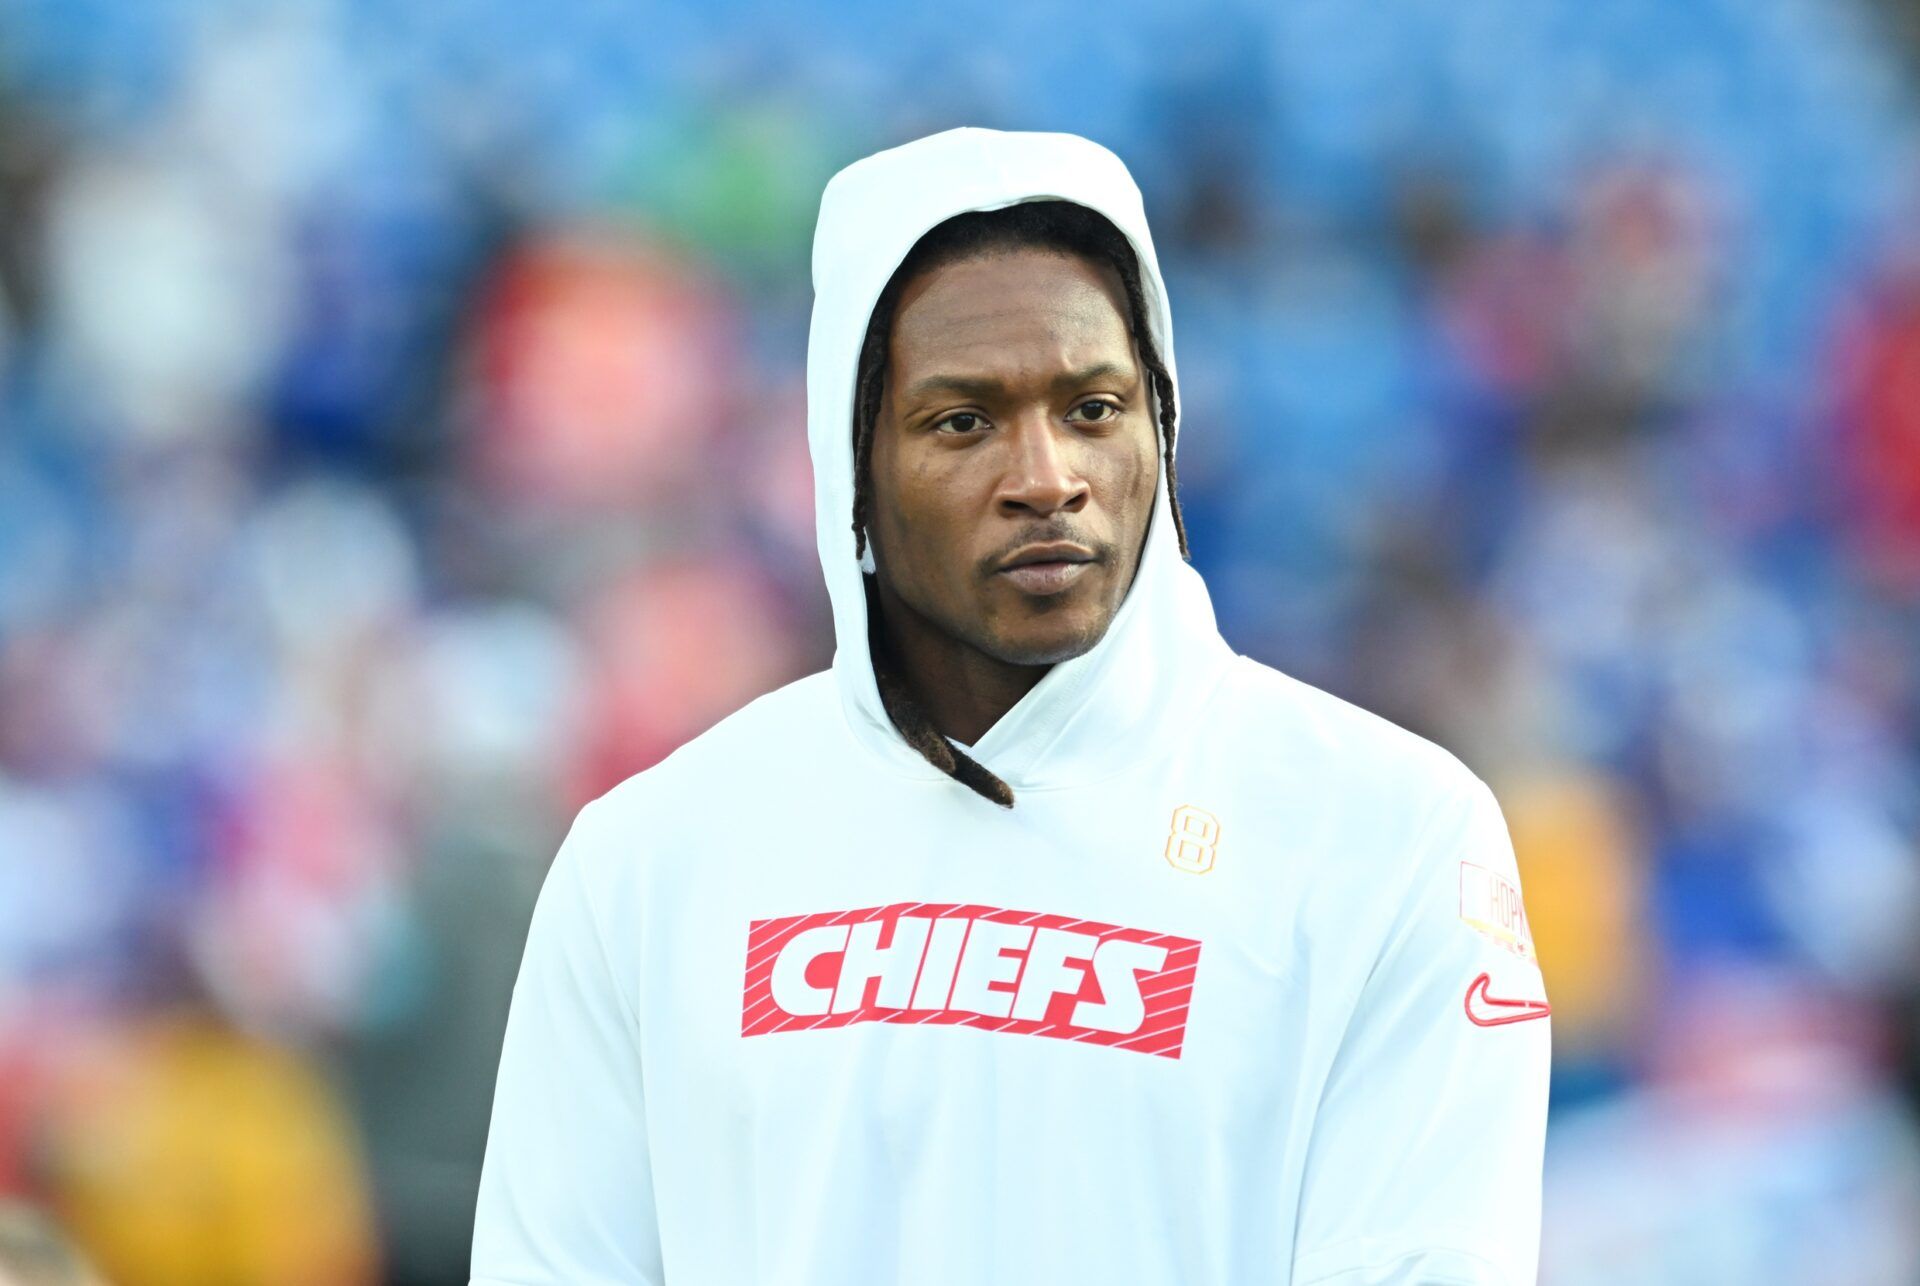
[472,127,1550,1286]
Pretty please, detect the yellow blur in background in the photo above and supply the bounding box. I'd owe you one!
[42,1014,377,1286]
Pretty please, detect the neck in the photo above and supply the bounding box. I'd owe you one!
[869,577,1050,746]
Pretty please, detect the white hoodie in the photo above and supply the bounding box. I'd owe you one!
[471,127,1550,1286]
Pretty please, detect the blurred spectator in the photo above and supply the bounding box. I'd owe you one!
[460,230,736,511]
[1832,231,1920,594]
[35,1009,377,1286]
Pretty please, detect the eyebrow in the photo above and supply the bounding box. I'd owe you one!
[901,361,1135,405]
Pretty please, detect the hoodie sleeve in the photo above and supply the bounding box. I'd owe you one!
[470,796,664,1286]
[1290,775,1551,1286]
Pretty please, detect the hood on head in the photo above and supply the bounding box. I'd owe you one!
[806,126,1229,795]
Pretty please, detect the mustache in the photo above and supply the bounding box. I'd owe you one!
[977,523,1113,577]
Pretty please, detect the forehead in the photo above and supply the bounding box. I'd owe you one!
[888,248,1134,390]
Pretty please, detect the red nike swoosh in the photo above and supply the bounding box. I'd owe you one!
[1464,972,1551,1027]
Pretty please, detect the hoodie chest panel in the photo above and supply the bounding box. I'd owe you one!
[630,758,1361,1243]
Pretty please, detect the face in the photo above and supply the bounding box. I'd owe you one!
[867,247,1160,668]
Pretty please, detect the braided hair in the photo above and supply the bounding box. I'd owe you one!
[850,200,1190,808]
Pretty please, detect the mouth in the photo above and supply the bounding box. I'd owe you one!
[994,542,1098,596]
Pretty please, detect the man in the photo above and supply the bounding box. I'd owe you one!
[471,127,1551,1286]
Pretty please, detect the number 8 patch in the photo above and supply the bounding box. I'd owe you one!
[1164,805,1220,874]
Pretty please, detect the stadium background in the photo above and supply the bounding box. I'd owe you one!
[2,0,1920,1281]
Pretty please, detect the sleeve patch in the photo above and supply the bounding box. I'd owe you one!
[1458,862,1536,961]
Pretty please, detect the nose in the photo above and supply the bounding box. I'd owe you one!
[996,411,1090,520]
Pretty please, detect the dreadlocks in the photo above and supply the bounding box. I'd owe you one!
[849,200,1191,809]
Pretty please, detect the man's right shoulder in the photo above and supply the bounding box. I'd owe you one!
[590,668,843,817]
[550,670,848,897]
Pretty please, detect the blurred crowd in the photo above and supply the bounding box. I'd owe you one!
[2,0,1919,1282]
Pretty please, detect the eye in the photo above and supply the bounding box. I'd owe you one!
[1067,399,1119,423]
[933,411,986,434]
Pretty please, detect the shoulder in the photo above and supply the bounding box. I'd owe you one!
[591,669,841,822]
[1211,652,1486,820]
[552,670,840,893]
[1204,655,1507,957]
[1214,660,1530,984]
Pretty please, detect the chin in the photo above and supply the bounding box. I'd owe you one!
[983,613,1113,667]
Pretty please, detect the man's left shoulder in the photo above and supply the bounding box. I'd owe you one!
[1210,653,1482,811]
[1204,657,1507,968]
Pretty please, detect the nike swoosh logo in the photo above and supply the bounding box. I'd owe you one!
[1464,972,1551,1027]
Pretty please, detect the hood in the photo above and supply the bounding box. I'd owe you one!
[807,126,1234,794]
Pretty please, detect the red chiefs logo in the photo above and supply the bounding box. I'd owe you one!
[741,902,1202,1059]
